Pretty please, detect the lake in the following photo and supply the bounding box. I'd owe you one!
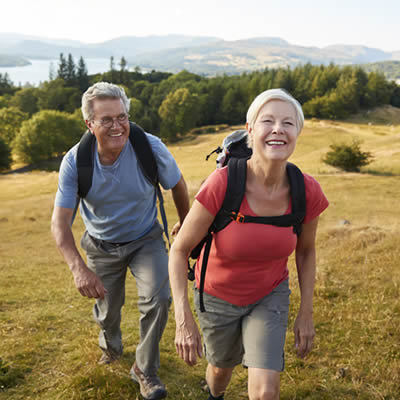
[0,58,111,86]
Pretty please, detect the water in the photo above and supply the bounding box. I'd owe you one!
[0,58,111,86]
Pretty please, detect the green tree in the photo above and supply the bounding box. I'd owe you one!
[0,136,12,170]
[0,107,29,145]
[10,87,39,116]
[364,72,392,108]
[119,56,129,85]
[12,110,84,163]
[77,56,90,92]
[57,53,68,81]
[129,97,143,123]
[37,79,81,113]
[0,73,15,96]
[66,54,76,86]
[109,56,116,82]
[158,88,198,141]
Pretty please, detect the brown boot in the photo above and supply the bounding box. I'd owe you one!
[98,350,120,365]
[129,362,167,400]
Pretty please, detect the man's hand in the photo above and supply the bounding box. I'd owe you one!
[171,221,182,236]
[72,265,107,300]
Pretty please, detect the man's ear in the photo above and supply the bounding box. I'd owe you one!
[85,120,94,134]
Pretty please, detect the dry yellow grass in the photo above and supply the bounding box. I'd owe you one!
[0,114,399,399]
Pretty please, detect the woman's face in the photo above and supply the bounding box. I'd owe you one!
[248,99,299,163]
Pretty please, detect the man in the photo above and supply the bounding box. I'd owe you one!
[51,82,189,400]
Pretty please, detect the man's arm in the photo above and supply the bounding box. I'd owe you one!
[170,175,190,236]
[51,206,106,299]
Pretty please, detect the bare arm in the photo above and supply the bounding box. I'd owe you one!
[51,206,106,299]
[169,199,215,365]
[294,216,319,358]
[170,175,190,236]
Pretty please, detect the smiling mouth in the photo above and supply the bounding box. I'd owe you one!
[266,140,286,145]
[110,133,123,137]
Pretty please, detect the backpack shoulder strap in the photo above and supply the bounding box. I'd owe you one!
[129,122,159,186]
[286,162,306,236]
[212,157,248,233]
[77,130,95,198]
[129,122,170,246]
[196,157,247,312]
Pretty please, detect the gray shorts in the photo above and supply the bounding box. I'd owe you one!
[194,279,290,371]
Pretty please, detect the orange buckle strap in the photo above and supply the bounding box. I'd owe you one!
[230,212,245,223]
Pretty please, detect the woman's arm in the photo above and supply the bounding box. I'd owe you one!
[169,199,215,366]
[294,216,319,358]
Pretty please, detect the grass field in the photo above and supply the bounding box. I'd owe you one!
[1,109,400,399]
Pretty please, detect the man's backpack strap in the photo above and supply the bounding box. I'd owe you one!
[77,130,95,198]
[128,123,170,246]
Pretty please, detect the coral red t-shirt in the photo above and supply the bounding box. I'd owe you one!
[195,166,329,306]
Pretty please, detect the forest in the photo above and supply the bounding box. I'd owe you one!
[0,53,399,168]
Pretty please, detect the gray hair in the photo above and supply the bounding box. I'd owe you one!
[81,82,130,121]
[246,88,304,133]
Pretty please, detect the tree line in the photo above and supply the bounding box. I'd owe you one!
[0,53,399,169]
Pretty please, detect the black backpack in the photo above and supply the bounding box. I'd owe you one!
[190,130,306,312]
[76,122,170,245]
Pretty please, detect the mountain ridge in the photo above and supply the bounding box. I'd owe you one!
[0,33,399,76]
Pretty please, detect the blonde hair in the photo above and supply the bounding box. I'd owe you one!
[246,88,304,131]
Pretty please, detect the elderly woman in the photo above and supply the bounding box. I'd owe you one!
[169,88,329,400]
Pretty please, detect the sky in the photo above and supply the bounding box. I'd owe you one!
[2,0,399,52]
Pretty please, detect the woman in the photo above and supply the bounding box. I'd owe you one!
[169,88,329,400]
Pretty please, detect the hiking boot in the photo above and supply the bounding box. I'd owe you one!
[130,362,167,400]
[98,350,120,365]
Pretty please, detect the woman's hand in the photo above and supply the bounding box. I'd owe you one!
[294,310,315,358]
[175,311,203,366]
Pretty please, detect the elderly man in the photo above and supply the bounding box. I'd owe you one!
[51,82,189,400]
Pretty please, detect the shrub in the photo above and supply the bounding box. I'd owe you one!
[322,140,373,172]
[12,110,85,164]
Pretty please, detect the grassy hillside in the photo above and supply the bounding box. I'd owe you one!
[0,115,399,399]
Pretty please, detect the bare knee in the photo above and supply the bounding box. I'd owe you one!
[249,386,279,400]
[248,368,280,400]
[208,365,232,380]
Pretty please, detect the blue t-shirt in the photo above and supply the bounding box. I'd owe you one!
[55,132,181,242]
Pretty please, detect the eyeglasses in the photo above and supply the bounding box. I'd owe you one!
[92,113,129,128]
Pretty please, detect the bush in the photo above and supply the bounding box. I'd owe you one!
[12,110,85,164]
[322,140,373,172]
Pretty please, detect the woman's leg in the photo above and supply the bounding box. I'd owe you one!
[206,364,234,398]
[248,368,280,400]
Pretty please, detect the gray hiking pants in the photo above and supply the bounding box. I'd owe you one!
[80,221,170,375]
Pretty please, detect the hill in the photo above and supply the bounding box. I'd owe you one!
[0,54,30,67]
[0,117,399,399]
[1,33,400,75]
[360,60,400,82]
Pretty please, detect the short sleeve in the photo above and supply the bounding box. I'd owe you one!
[303,173,329,223]
[54,145,79,209]
[195,167,228,216]
[146,133,181,190]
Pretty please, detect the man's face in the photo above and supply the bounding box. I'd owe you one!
[85,98,130,157]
